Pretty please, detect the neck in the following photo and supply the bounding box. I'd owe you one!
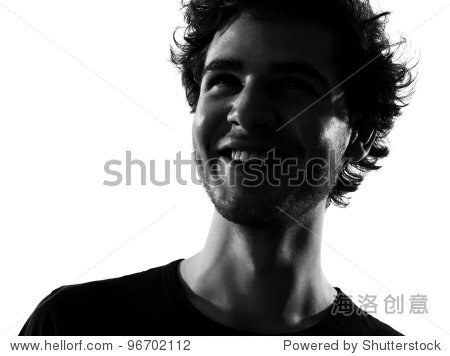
[179,200,336,333]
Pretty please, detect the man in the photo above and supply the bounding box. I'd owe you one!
[20,0,414,336]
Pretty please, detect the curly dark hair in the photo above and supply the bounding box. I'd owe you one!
[170,0,416,207]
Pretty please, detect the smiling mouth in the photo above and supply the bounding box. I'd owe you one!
[219,148,296,164]
[219,149,268,163]
[231,149,266,162]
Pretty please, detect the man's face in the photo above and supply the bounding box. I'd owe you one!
[193,14,352,227]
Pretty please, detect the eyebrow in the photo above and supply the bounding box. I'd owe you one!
[202,58,329,88]
[202,58,243,77]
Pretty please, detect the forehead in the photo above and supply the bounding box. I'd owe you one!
[205,14,340,84]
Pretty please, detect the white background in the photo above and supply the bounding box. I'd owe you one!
[0,0,449,337]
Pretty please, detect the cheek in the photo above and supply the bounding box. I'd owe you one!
[320,116,351,159]
[192,95,231,157]
[297,114,350,160]
[192,112,206,155]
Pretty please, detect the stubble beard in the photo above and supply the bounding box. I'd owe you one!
[196,157,336,228]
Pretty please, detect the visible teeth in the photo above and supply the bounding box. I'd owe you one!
[231,150,241,161]
[231,150,266,162]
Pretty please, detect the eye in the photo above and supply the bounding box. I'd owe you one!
[278,77,319,96]
[207,74,242,89]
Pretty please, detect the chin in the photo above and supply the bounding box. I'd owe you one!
[197,157,334,226]
[215,198,278,228]
[203,180,329,228]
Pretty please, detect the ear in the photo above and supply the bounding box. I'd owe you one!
[345,128,377,163]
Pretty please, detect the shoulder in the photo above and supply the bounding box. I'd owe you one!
[343,309,403,336]
[19,260,181,336]
[19,286,64,336]
[332,289,403,336]
[47,263,167,308]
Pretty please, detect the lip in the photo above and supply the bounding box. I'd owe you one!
[215,137,299,159]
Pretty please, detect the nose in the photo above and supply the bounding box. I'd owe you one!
[227,79,279,134]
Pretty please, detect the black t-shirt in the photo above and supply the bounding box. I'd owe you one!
[19,259,403,336]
